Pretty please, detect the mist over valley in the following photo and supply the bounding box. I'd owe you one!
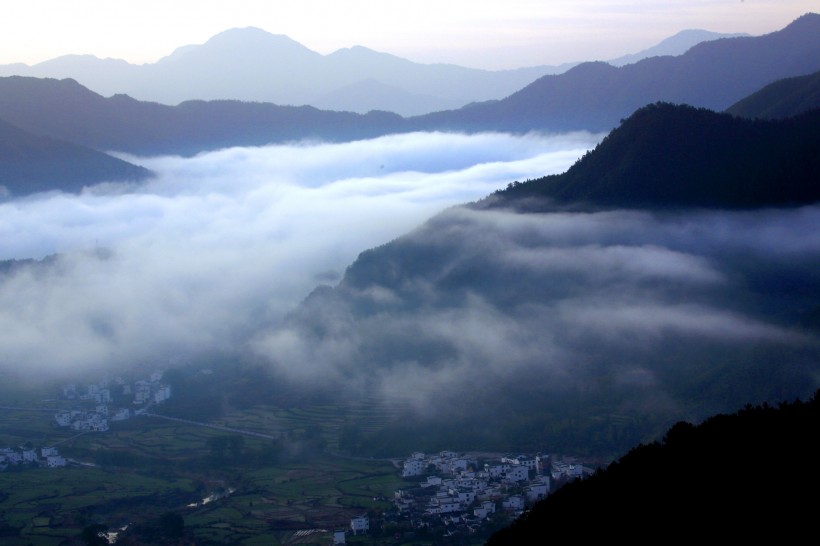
[1,8,819,545]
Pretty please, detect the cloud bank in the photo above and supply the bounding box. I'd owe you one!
[0,131,599,380]
[252,204,820,422]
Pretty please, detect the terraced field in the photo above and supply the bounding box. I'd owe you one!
[0,394,430,545]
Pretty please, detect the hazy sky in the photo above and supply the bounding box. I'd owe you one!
[1,1,816,69]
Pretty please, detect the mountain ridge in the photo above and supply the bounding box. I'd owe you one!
[0,23,776,116]
[0,10,816,160]
[484,102,820,211]
[411,12,820,133]
[0,117,153,197]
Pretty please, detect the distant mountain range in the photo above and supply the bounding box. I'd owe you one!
[0,27,743,117]
[0,13,817,198]
[411,13,820,133]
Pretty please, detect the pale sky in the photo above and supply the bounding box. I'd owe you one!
[0,1,817,69]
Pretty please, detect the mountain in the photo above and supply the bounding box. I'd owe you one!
[0,16,816,196]
[409,13,820,133]
[258,98,820,459]
[484,102,820,210]
[0,76,406,157]
[726,70,820,120]
[485,390,820,544]
[0,27,564,117]
[0,25,755,118]
[607,29,749,66]
[0,15,815,159]
[311,77,464,117]
[0,117,153,197]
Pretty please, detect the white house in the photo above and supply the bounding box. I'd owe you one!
[350,515,369,535]
[504,465,529,483]
[424,476,442,487]
[448,458,470,473]
[485,464,509,478]
[0,448,21,464]
[452,489,476,505]
[22,449,38,462]
[95,389,112,404]
[525,483,549,502]
[430,498,461,514]
[46,455,66,468]
[54,411,72,427]
[402,458,425,477]
[154,385,171,404]
[474,502,496,519]
[111,408,132,421]
[502,496,524,511]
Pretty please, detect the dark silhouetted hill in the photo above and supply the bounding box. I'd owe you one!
[0,76,406,157]
[726,70,820,120]
[485,389,820,544]
[484,102,820,210]
[0,117,153,197]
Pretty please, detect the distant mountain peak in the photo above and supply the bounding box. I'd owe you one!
[207,26,301,45]
[608,29,749,66]
[159,26,318,64]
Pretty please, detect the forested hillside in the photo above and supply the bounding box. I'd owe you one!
[486,390,820,543]
[486,102,820,210]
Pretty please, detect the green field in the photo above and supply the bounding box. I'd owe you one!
[0,397,433,546]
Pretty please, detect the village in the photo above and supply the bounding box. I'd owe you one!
[0,369,172,472]
[330,449,594,544]
[2,369,597,544]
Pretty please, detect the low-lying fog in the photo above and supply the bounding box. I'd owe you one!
[0,130,601,379]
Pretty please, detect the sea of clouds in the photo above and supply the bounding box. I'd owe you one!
[0,131,601,379]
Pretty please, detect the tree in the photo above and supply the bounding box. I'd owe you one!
[159,512,184,540]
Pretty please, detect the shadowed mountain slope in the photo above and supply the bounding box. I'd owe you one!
[484,102,820,210]
[0,118,153,197]
[485,390,820,544]
[261,98,820,459]
[726,70,820,120]
[0,76,406,157]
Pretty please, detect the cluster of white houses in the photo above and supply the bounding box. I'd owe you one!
[54,370,172,433]
[0,445,67,471]
[377,450,591,539]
